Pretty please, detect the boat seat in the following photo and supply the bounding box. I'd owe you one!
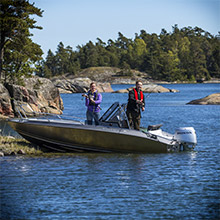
[147,124,163,131]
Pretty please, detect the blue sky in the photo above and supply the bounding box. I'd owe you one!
[30,0,220,57]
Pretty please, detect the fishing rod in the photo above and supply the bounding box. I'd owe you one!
[145,84,160,99]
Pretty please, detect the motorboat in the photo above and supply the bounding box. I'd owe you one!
[7,102,197,153]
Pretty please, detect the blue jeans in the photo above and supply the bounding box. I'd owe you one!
[86,110,100,125]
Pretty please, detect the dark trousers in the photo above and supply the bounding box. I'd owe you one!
[126,111,141,130]
[86,110,100,125]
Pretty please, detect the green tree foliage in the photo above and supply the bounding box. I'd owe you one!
[39,25,220,82]
[0,0,43,83]
[127,38,148,69]
[37,43,81,77]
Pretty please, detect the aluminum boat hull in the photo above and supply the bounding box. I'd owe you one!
[7,118,171,153]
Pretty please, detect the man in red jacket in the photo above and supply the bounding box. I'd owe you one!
[126,80,145,130]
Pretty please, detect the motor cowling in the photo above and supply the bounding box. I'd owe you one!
[174,127,197,145]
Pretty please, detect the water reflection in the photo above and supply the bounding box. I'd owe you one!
[18,164,31,173]
[188,151,198,164]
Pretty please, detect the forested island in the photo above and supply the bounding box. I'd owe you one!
[37,27,220,83]
[0,0,220,85]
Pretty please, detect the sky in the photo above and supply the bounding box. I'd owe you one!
[30,0,220,57]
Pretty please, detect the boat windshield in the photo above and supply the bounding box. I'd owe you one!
[99,102,130,128]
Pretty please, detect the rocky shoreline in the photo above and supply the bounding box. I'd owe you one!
[0,136,43,157]
[0,77,64,118]
[0,68,220,118]
[74,67,220,84]
[0,75,182,118]
[52,76,180,94]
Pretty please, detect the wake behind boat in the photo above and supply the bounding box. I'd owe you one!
[7,102,197,153]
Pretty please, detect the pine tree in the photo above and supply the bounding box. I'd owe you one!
[0,0,43,83]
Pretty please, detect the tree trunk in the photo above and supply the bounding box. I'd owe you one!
[0,36,7,81]
[0,44,4,81]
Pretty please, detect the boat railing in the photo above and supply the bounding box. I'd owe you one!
[15,101,129,127]
[15,102,62,119]
[14,102,85,124]
[15,103,85,124]
[141,128,175,144]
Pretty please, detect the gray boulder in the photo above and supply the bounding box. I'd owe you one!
[52,77,113,93]
[113,84,179,93]
[187,93,220,105]
[0,76,64,118]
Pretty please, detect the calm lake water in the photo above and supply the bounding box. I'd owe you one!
[1,83,220,219]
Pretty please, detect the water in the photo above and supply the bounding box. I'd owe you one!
[1,83,220,219]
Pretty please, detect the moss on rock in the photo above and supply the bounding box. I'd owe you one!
[0,136,43,156]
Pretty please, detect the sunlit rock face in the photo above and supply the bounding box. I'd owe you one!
[0,76,64,118]
[0,83,14,118]
[187,93,220,105]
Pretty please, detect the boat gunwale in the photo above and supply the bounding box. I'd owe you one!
[8,117,175,145]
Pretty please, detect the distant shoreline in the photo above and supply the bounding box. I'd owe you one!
[108,78,220,85]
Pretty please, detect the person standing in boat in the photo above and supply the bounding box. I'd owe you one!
[84,82,102,125]
[126,80,145,130]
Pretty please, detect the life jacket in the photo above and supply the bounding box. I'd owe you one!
[87,90,99,106]
[133,88,143,101]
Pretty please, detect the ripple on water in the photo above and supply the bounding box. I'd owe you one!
[1,84,220,219]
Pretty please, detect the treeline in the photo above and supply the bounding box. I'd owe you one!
[37,25,220,82]
[1,1,219,83]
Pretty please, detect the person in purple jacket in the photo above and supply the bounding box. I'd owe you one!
[84,82,102,125]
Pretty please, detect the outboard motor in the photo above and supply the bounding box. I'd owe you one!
[174,127,197,150]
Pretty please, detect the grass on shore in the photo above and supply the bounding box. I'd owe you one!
[0,136,43,156]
